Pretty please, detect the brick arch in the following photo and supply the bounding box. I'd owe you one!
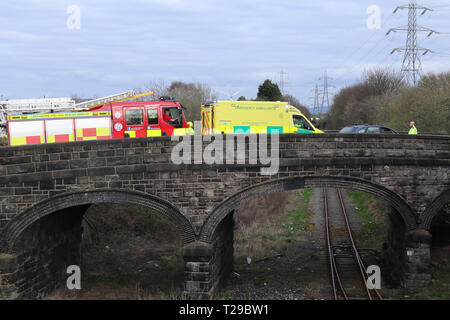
[421,189,450,230]
[199,175,417,243]
[1,189,196,251]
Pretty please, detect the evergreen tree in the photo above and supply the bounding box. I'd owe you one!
[257,80,282,101]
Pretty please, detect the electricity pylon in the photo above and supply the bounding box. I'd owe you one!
[386,0,438,86]
[278,70,288,95]
[319,70,333,114]
[311,84,320,116]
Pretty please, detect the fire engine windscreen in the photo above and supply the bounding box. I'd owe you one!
[163,107,183,128]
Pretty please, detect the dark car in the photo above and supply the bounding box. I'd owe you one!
[339,125,398,134]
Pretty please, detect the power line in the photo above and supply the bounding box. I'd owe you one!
[433,52,450,57]
[332,11,401,83]
[387,0,438,85]
[334,37,396,85]
[333,37,392,84]
[430,5,450,9]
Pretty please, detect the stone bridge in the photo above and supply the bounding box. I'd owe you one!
[0,133,449,299]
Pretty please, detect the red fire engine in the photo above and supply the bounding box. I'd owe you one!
[95,97,193,139]
[5,94,193,146]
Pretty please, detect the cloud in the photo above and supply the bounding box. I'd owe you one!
[0,0,449,104]
[0,31,39,41]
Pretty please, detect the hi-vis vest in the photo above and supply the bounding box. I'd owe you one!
[408,126,418,135]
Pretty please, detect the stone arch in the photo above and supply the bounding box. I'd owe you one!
[421,189,450,230]
[199,175,417,243]
[1,189,196,252]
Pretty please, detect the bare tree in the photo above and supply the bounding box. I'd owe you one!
[70,94,84,104]
[166,82,218,121]
[281,94,312,119]
[135,80,218,121]
[363,67,405,96]
[135,80,170,101]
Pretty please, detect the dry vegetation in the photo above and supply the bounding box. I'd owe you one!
[46,203,184,300]
[233,189,314,262]
[234,191,294,261]
[322,69,450,134]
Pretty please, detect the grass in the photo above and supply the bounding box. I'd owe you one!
[217,292,234,300]
[346,190,389,249]
[414,273,450,300]
[346,190,377,232]
[233,189,314,264]
[135,282,183,300]
[281,188,314,238]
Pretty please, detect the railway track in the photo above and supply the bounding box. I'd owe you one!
[323,188,383,300]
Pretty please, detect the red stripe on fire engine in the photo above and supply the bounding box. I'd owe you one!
[136,131,147,138]
[26,136,42,145]
[54,135,70,143]
[83,128,97,137]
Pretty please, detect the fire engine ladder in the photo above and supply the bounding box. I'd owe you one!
[0,98,76,127]
[73,90,154,110]
[0,98,75,113]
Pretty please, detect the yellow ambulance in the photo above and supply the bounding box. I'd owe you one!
[201,100,323,134]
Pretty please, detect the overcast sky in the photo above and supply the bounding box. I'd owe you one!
[1,0,449,110]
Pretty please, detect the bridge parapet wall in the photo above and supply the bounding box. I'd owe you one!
[0,134,448,233]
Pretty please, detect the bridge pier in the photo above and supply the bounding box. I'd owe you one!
[182,213,234,299]
[404,229,432,288]
[182,242,214,299]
